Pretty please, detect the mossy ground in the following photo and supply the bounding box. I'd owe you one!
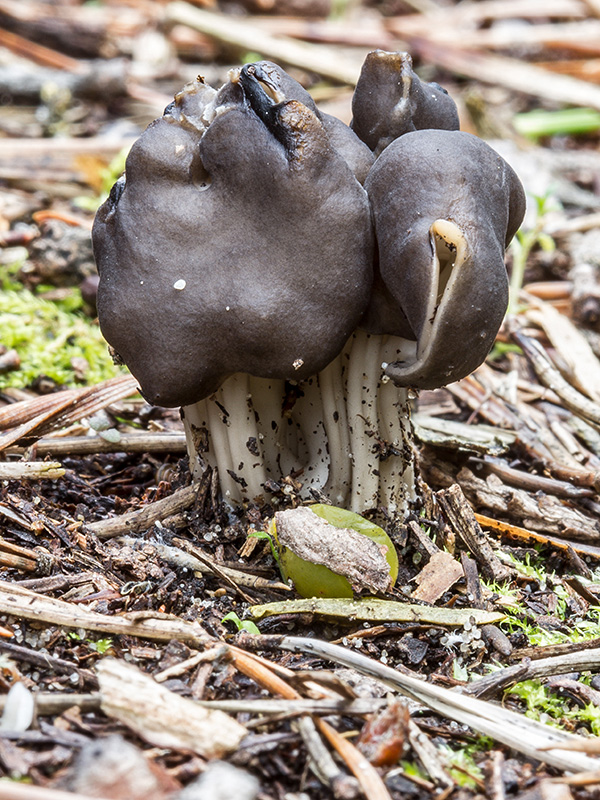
[1,258,121,390]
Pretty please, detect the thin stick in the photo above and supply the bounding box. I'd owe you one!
[0,580,209,647]
[0,27,83,72]
[173,538,255,603]
[8,432,187,457]
[84,483,199,540]
[511,324,600,426]
[257,635,600,774]
[466,648,600,698]
[0,692,100,716]
[0,462,64,480]
[152,539,290,591]
[410,39,600,112]
[196,697,387,714]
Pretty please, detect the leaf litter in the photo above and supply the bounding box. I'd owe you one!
[1,1,600,798]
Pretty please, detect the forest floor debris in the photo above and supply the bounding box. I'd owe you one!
[1,1,600,798]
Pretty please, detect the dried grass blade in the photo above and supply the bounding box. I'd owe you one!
[0,389,79,430]
[0,376,138,451]
[424,20,600,49]
[165,2,362,85]
[510,325,600,425]
[526,303,600,402]
[535,58,600,82]
[227,645,391,800]
[274,636,600,774]
[39,375,139,434]
[387,0,587,29]
[0,396,81,452]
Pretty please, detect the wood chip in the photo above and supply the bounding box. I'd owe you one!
[411,551,463,603]
[437,484,512,582]
[96,658,246,758]
[0,461,64,480]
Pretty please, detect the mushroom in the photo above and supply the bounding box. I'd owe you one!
[351,51,460,156]
[93,55,525,519]
[360,129,526,389]
[92,71,378,506]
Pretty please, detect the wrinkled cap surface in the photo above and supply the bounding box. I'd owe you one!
[240,60,374,184]
[361,129,526,389]
[93,76,373,407]
[352,51,460,155]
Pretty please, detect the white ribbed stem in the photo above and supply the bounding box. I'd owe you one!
[204,390,241,502]
[346,331,382,513]
[378,380,415,513]
[248,376,291,478]
[290,376,330,492]
[218,373,265,501]
[320,353,352,507]
[182,333,417,516]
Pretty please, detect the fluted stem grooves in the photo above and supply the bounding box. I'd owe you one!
[182,330,416,517]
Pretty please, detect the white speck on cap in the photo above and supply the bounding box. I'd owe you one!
[173,279,186,290]
[292,358,304,370]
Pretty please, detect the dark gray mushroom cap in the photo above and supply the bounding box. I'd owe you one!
[240,60,375,183]
[361,129,526,389]
[351,51,460,155]
[93,77,373,407]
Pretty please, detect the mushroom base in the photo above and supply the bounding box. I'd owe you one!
[182,330,417,517]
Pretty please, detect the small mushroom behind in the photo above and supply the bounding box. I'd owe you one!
[351,51,460,156]
[360,129,526,389]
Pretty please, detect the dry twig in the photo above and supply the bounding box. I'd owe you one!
[84,483,199,540]
[250,635,600,773]
[0,580,209,646]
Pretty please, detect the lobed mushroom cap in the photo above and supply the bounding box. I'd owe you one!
[361,129,526,389]
[351,50,460,155]
[240,60,375,183]
[93,77,373,407]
